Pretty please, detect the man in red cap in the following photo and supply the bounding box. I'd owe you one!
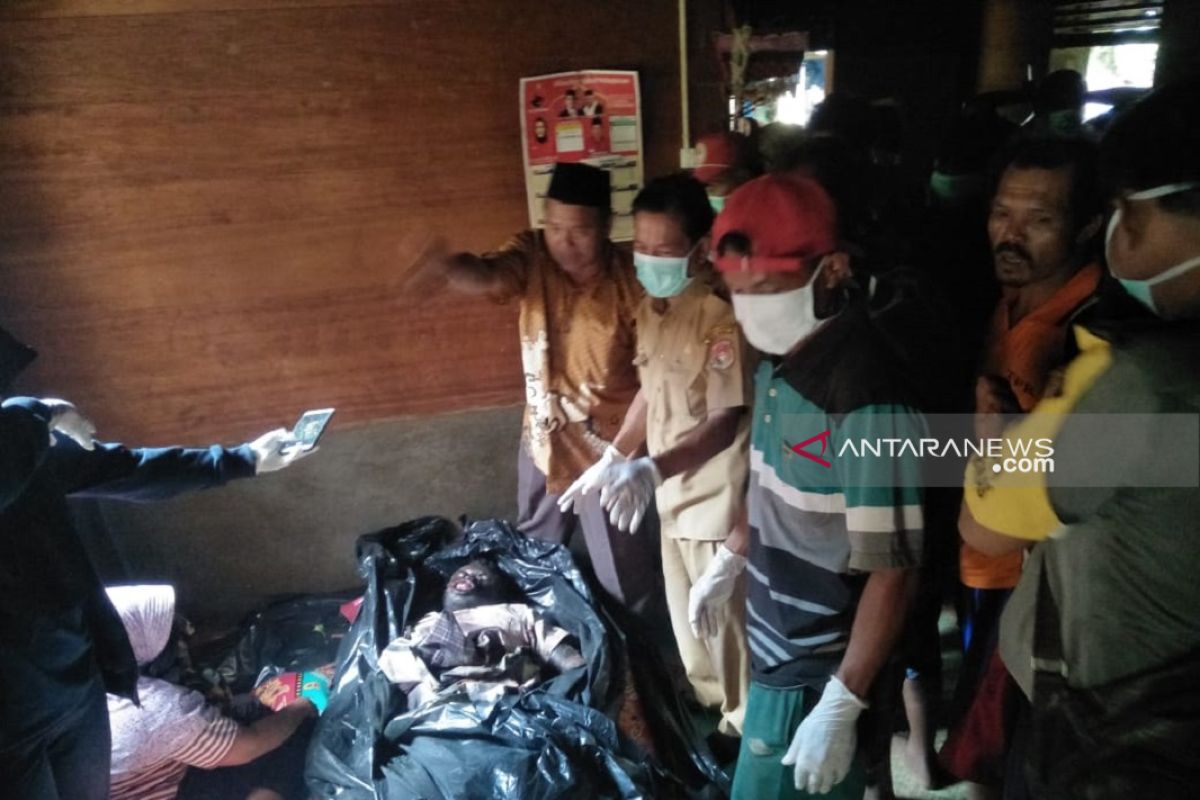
[712,174,924,798]
[400,162,661,617]
[692,131,758,214]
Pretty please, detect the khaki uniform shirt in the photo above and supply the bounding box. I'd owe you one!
[484,230,643,493]
[634,279,750,540]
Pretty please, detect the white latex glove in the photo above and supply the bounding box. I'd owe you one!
[557,445,625,514]
[687,545,747,639]
[42,398,96,450]
[598,456,662,533]
[249,428,313,474]
[781,675,868,794]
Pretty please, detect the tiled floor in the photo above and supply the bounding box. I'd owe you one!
[889,731,972,799]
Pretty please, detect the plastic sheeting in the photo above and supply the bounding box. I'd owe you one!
[305,516,720,799]
[216,592,357,695]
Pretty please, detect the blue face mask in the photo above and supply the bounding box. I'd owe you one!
[928,171,986,207]
[634,245,697,298]
[708,194,726,213]
[1105,182,1200,315]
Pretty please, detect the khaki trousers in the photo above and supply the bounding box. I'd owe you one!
[661,536,751,735]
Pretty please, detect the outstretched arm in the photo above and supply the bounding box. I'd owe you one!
[53,427,310,503]
[214,701,315,768]
[400,232,535,301]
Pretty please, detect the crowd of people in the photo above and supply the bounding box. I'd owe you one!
[2,70,1197,800]
[406,73,1200,800]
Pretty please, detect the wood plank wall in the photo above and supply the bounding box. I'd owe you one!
[0,0,683,444]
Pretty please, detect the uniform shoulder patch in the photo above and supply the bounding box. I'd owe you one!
[705,322,738,342]
[708,338,736,370]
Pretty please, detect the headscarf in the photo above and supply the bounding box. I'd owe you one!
[106,585,176,666]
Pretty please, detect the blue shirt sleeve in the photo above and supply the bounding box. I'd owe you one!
[48,439,258,502]
[0,398,54,511]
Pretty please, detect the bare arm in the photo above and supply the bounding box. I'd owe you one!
[611,390,648,457]
[444,252,508,296]
[835,567,917,698]
[723,502,749,556]
[652,406,745,480]
[959,501,1028,556]
[213,701,315,768]
[399,236,523,299]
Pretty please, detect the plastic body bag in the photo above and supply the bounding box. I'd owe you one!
[220,593,357,693]
[305,517,670,799]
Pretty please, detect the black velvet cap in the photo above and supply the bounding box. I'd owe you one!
[546,162,611,209]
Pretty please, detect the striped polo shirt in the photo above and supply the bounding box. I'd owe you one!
[746,358,925,687]
[109,678,240,800]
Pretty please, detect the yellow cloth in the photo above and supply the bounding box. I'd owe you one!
[960,264,1102,588]
[964,326,1113,541]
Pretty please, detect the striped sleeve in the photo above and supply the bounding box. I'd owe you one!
[171,703,240,769]
[164,695,238,767]
[836,404,925,571]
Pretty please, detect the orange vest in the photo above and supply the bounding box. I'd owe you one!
[960,263,1102,590]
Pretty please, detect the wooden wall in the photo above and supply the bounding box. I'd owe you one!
[0,0,683,444]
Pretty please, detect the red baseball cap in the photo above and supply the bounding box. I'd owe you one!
[712,174,838,273]
[692,132,752,184]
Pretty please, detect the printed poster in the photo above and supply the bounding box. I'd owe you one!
[520,70,644,242]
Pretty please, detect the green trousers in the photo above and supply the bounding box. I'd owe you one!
[730,682,867,800]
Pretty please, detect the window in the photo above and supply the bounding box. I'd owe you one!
[1050,1,1161,121]
[1049,42,1158,119]
[732,50,832,129]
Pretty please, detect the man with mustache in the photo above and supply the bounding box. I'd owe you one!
[944,137,1103,799]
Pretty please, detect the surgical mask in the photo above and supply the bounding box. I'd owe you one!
[929,171,986,207]
[634,245,696,298]
[731,261,826,355]
[708,194,726,213]
[1105,182,1200,315]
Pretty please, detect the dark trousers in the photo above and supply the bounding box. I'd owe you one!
[1003,694,1033,800]
[952,587,1012,720]
[1,679,111,800]
[516,445,664,618]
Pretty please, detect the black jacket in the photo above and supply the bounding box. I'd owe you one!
[0,396,257,747]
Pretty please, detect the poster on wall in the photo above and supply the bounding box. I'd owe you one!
[519,70,643,242]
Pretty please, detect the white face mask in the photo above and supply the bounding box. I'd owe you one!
[1105,182,1200,315]
[731,262,826,355]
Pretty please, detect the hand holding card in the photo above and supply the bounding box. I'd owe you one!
[291,408,335,452]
